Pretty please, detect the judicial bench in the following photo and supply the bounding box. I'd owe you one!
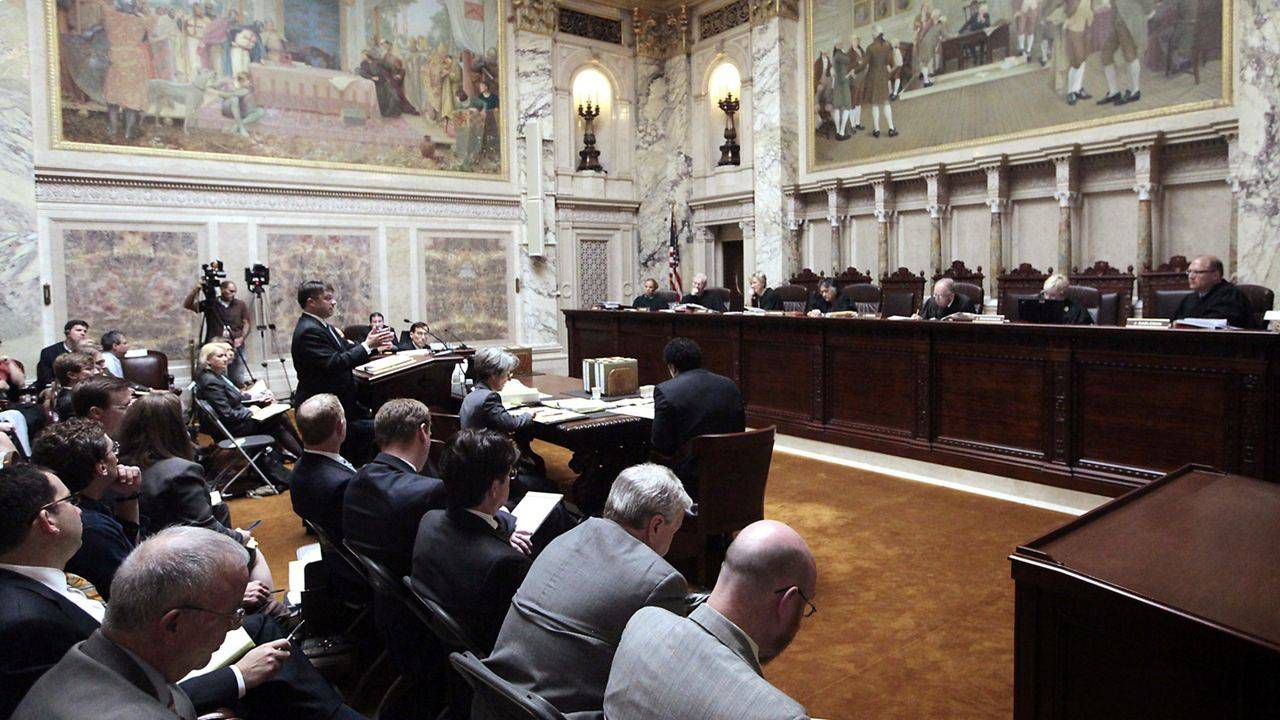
[564,310,1280,497]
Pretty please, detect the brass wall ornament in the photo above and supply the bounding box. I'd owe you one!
[700,0,750,40]
[749,0,799,23]
[510,0,557,34]
[633,4,690,58]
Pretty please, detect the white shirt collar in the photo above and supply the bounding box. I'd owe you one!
[465,508,499,530]
[304,449,355,470]
[302,311,330,325]
[0,562,106,623]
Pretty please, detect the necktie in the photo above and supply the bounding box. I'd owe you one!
[66,572,103,603]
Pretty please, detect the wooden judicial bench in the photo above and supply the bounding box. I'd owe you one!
[564,310,1280,497]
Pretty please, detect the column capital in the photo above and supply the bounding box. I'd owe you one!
[927,204,950,218]
[738,219,755,238]
[1054,190,1081,208]
[874,208,897,223]
[1133,183,1161,201]
[986,198,1009,214]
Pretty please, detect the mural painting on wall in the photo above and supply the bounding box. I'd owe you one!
[62,229,197,359]
[808,0,1229,168]
[266,233,374,329]
[48,0,505,175]
[422,236,507,341]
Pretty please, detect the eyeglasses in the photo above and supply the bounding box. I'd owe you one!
[109,440,121,455]
[170,605,246,628]
[775,585,817,618]
[37,493,81,517]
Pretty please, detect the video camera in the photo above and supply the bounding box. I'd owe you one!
[244,264,270,294]
[199,260,226,305]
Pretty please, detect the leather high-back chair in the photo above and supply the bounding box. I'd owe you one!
[840,283,883,313]
[880,292,915,317]
[788,268,825,296]
[668,426,776,586]
[120,350,173,390]
[1237,284,1275,329]
[654,290,680,307]
[1139,255,1191,316]
[1153,289,1193,319]
[773,284,809,312]
[450,652,569,720]
[1063,285,1102,323]
[1096,292,1120,326]
[703,287,731,310]
[1003,294,1038,322]
[344,325,371,344]
[952,282,985,313]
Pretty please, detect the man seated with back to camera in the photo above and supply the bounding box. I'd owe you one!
[805,278,853,316]
[483,463,694,720]
[1037,274,1094,325]
[680,273,727,312]
[651,337,746,499]
[917,277,970,319]
[291,280,395,465]
[185,278,254,387]
[1173,254,1254,328]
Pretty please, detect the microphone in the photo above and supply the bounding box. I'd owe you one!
[405,319,450,349]
[441,326,469,349]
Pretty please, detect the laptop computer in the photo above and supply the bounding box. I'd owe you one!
[1019,297,1066,324]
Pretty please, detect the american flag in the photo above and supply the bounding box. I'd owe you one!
[667,208,683,294]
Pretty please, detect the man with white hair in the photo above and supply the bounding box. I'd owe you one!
[603,520,817,719]
[483,463,693,718]
[918,277,970,319]
[1039,273,1094,324]
[860,27,898,138]
[681,273,727,312]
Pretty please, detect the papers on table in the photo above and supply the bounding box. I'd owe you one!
[609,402,655,420]
[249,403,290,422]
[181,626,256,682]
[499,377,541,406]
[529,408,587,424]
[360,353,417,375]
[1174,318,1232,330]
[511,491,563,535]
[543,397,607,413]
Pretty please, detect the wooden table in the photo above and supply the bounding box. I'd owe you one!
[564,310,1280,497]
[354,350,472,413]
[1010,465,1280,718]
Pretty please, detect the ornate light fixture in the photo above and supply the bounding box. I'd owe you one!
[717,92,741,166]
[576,100,604,172]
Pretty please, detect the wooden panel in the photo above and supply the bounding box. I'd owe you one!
[616,320,671,387]
[933,351,1048,460]
[826,345,917,436]
[742,341,814,419]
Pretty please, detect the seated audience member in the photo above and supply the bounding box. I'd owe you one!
[805,278,851,316]
[195,341,303,458]
[1038,274,1094,325]
[290,393,356,542]
[99,330,129,378]
[633,277,668,311]
[749,272,783,311]
[5,512,363,720]
[0,466,360,720]
[0,340,41,459]
[460,347,552,498]
[485,463,693,718]
[412,429,533,654]
[919,277,970,319]
[680,273,727,312]
[71,375,134,440]
[651,338,746,496]
[401,321,432,351]
[1173,254,1254,328]
[603,520,818,720]
[36,319,87,391]
[48,351,98,421]
[30,419,142,598]
[343,398,447,579]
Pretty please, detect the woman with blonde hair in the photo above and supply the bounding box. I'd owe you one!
[194,341,302,458]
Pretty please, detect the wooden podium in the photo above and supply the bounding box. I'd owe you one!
[353,349,474,412]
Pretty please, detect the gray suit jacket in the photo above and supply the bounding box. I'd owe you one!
[460,382,531,435]
[13,630,197,720]
[483,518,688,719]
[603,604,808,720]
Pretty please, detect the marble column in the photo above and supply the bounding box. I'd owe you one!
[1234,0,1280,290]
[871,175,895,278]
[981,161,1007,296]
[1127,138,1160,272]
[1218,127,1241,278]
[514,28,560,347]
[924,169,948,276]
[1049,150,1079,276]
[635,52,693,276]
[824,185,846,272]
[0,0,42,362]
[750,7,800,284]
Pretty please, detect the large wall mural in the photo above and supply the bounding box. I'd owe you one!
[807,0,1230,169]
[47,0,505,175]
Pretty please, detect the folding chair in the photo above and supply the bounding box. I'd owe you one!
[193,397,281,496]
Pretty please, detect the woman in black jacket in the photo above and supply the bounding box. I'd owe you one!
[195,342,302,458]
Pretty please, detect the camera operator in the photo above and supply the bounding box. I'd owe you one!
[184,275,253,387]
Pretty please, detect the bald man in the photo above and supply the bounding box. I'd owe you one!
[603,520,816,719]
[681,273,727,312]
[918,277,970,319]
[1172,255,1254,329]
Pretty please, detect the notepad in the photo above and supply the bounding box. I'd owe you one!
[511,491,563,535]
[181,627,256,682]
[249,403,290,422]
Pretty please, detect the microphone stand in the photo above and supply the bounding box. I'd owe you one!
[402,319,451,351]
[441,327,469,350]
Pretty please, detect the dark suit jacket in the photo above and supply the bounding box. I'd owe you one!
[680,291,727,312]
[290,452,354,542]
[290,313,370,414]
[651,369,746,489]
[1173,280,1254,329]
[66,497,138,601]
[632,294,667,311]
[35,343,69,391]
[804,292,853,314]
[0,569,236,717]
[194,369,253,436]
[412,508,530,654]
[343,452,446,578]
[751,288,783,311]
[921,292,970,319]
[139,457,240,543]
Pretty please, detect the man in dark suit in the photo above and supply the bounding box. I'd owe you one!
[1173,254,1254,329]
[805,278,853,316]
[412,429,533,654]
[651,338,746,496]
[748,272,783,311]
[291,280,394,464]
[0,465,360,720]
[919,278,970,319]
[633,278,667,311]
[36,319,88,391]
[484,463,693,719]
[681,273,727,312]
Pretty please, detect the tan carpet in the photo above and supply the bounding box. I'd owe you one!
[232,441,1069,719]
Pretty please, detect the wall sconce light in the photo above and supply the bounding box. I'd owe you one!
[572,68,610,174]
[717,92,741,166]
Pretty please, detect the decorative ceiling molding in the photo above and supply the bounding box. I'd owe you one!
[634,4,690,59]
[699,0,749,40]
[558,7,624,44]
[510,0,558,35]
[748,0,799,23]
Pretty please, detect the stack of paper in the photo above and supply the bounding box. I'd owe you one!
[499,377,540,406]
[530,408,586,424]
[360,354,416,375]
[545,398,606,413]
[511,491,563,534]
[249,403,290,422]
[181,627,256,681]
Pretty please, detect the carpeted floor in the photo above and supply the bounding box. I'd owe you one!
[231,440,1069,719]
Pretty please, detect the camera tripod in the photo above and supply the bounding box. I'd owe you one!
[246,282,294,402]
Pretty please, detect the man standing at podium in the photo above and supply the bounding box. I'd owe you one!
[292,280,394,464]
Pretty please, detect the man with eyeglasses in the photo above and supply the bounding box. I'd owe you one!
[604,519,818,720]
[0,465,366,720]
[1172,254,1254,329]
[71,375,135,440]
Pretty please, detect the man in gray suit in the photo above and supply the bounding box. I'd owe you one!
[15,526,265,720]
[603,520,818,720]
[482,464,694,719]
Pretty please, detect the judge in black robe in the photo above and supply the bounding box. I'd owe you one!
[680,273,727,312]
[749,273,783,311]
[805,281,853,315]
[633,278,667,311]
[920,278,970,319]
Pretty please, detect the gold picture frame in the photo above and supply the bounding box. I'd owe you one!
[43,0,509,180]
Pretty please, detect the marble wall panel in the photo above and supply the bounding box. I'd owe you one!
[266,233,373,330]
[62,229,198,359]
[1234,0,1280,290]
[636,55,694,277]
[422,235,509,341]
[851,215,880,272]
[0,0,39,360]
[1010,198,1059,272]
[515,30,561,347]
[950,205,990,274]
[385,227,414,330]
[1162,183,1232,266]
[897,211,932,274]
[1080,192,1136,271]
[750,16,799,284]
